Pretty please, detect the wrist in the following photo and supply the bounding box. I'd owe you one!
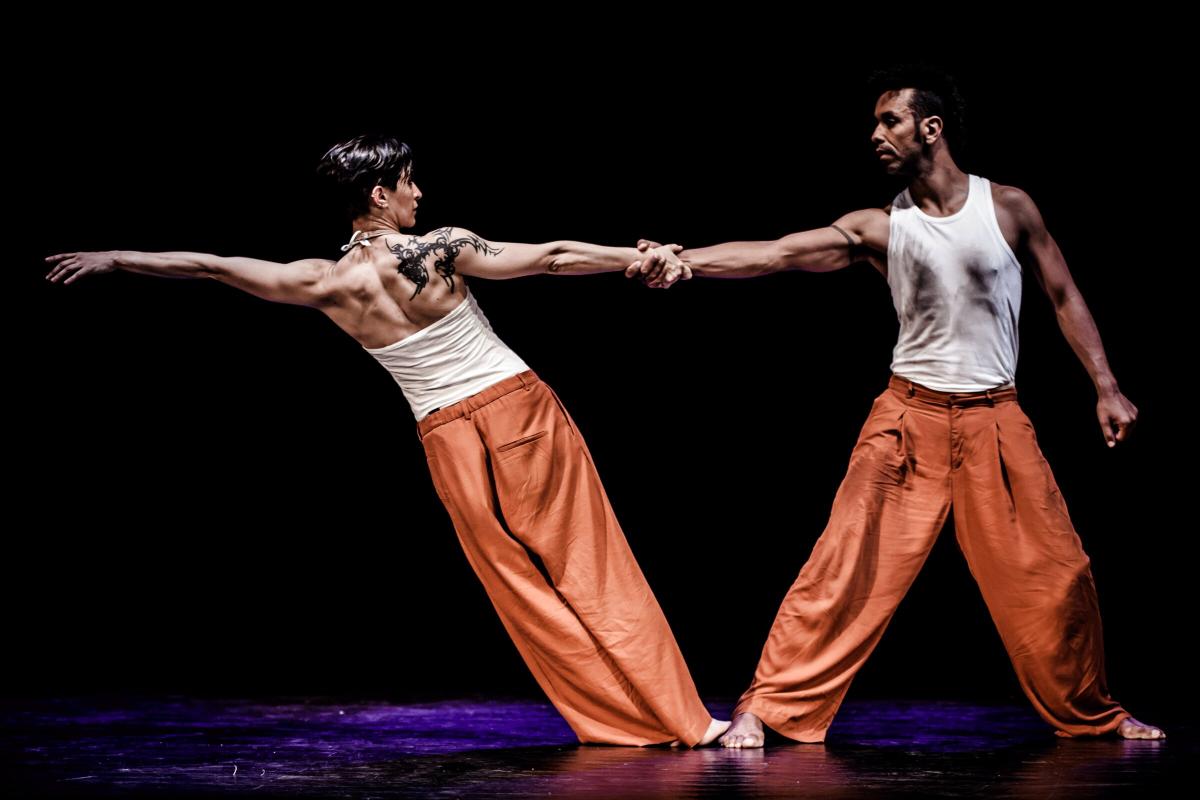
[1094,376,1120,398]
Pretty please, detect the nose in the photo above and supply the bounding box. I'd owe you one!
[870,124,886,146]
[413,183,423,200]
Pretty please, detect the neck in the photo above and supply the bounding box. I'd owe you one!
[351,215,402,236]
[343,218,404,253]
[907,151,968,215]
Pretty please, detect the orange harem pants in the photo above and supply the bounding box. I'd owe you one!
[417,371,711,746]
[735,374,1129,742]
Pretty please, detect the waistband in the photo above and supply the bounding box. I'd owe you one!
[888,374,1017,407]
[417,370,541,440]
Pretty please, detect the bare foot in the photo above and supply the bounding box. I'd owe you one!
[719,711,765,748]
[1117,716,1165,740]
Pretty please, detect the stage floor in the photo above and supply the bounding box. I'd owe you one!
[1,697,1182,798]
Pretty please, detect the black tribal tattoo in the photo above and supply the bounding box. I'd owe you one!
[388,228,502,298]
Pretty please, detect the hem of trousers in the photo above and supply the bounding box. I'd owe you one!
[735,696,829,744]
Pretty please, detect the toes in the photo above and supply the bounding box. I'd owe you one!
[1118,721,1165,740]
[719,731,763,749]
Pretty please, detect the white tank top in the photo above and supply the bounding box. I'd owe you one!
[363,291,529,420]
[887,174,1023,392]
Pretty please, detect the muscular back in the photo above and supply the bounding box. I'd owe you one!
[319,230,481,350]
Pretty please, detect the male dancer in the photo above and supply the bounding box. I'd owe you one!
[632,67,1162,745]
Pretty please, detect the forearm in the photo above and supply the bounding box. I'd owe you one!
[111,250,227,279]
[678,241,781,278]
[680,226,855,278]
[546,241,646,276]
[1054,288,1120,395]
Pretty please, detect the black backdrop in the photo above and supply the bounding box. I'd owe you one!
[12,30,1193,727]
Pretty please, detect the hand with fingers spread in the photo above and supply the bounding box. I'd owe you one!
[44,251,119,285]
[624,239,692,289]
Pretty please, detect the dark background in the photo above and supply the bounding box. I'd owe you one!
[12,28,1193,728]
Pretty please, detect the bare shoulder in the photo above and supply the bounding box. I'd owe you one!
[414,226,489,245]
[326,247,391,298]
[834,207,891,251]
[287,257,337,273]
[839,206,891,225]
[396,227,503,260]
[410,225,461,242]
[281,257,339,293]
[990,181,1031,204]
[989,182,1048,249]
[990,182,1043,222]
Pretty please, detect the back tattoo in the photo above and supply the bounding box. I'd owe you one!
[388,228,502,298]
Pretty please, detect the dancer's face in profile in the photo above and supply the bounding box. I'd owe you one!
[386,168,423,229]
[871,89,925,177]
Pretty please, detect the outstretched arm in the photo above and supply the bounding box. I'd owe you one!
[45,251,335,308]
[629,208,889,284]
[408,227,686,280]
[1000,186,1136,447]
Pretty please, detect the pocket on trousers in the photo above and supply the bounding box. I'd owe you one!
[877,406,910,481]
[496,430,548,454]
[853,399,910,483]
[543,384,578,439]
[992,420,1018,516]
[491,437,546,524]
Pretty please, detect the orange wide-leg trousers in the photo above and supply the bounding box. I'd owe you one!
[736,375,1129,742]
[418,371,711,746]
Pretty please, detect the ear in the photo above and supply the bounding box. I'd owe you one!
[370,184,389,209]
[923,115,944,145]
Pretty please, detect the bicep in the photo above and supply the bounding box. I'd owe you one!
[773,208,887,273]
[773,228,856,272]
[1006,190,1076,305]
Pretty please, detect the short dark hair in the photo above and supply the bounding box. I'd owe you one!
[868,65,966,152]
[317,134,414,220]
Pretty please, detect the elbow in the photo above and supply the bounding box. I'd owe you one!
[544,241,572,275]
[757,247,802,276]
[1050,283,1082,313]
[198,257,225,279]
[763,248,788,275]
[760,241,801,275]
